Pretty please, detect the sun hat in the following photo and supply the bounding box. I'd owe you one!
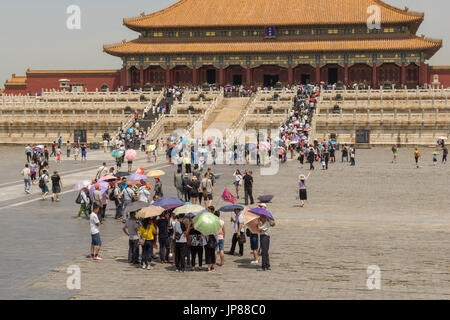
[299,174,306,180]
[258,203,267,208]
[94,184,100,189]
[127,182,133,186]
[155,177,160,180]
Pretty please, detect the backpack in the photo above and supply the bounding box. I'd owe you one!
[75,191,82,204]
[39,175,46,188]
[206,234,217,249]
[109,189,116,201]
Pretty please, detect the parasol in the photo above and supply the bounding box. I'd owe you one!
[193,211,222,235]
[257,195,274,203]
[147,145,156,152]
[114,171,130,178]
[125,149,137,160]
[98,175,117,182]
[218,205,244,212]
[242,207,260,234]
[174,204,205,215]
[89,181,109,197]
[112,149,124,159]
[146,169,165,177]
[125,201,150,214]
[249,207,275,220]
[74,179,91,191]
[152,197,184,210]
[128,173,148,181]
[136,205,165,219]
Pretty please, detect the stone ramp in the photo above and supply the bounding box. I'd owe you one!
[203,97,250,134]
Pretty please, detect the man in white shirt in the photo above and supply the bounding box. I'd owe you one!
[227,208,245,256]
[90,203,102,260]
[138,184,151,203]
[122,211,139,264]
[174,214,189,272]
[95,162,108,180]
[21,164,31,194]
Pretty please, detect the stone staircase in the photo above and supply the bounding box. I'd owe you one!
[202,97,251,134]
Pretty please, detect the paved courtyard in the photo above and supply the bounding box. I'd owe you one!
[1,146,450,299]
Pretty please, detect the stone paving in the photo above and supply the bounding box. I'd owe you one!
[10,146,448,299]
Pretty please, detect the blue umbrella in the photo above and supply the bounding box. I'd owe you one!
[126,128,133,135]
[245,143,257,150]
[257,195,274,203]
[152,197,184,210]
[219,205,244,212]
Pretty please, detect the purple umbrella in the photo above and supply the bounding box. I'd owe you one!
[152,197,185,210]
[291,136,300,142]
[128,173,148,181]
[249,207,275,220]
[89,181,109,197]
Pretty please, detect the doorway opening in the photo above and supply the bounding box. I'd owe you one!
[206,69,216,84]
[328,68,338,84]
[233,75,242,85]
[264,74,279,87]
[301,74,311,85]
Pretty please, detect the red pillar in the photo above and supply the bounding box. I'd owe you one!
[372,63,377,89]
[219,65,224,86]
[344,63,349,85]
[139,66,144,89]
[246,65,251,86]
[165,66,171,87]
[193,66,198,86]
[419,62,427,87]
[401,62,406,87]
[315,64,321,84]
[288,64,293,86]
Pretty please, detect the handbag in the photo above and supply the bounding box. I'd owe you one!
[139,226,151,246]
[238,232,246,244]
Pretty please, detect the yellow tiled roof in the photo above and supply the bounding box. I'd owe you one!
[104,36,441,58]
[124,0,424,29]
[5,75,27,87]
[27,70,119,75]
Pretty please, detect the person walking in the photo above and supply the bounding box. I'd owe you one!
[139,217,156,270]
[78,186,90,219]
[50,170,62,202]
[307,148,315,170]
[233,169,243,199]
[297,172,311,207]
[21,164,31,194]
[38,169,50,200]
[90,203,102,260]
[257,215,271,271]
[243,170,254,205]
[66,141,71,158]
[392,144,398,163]
[414,148,421,168]
[123,211,140,265]
[442,146,448,164]
[25,145,32,163]
[227,208,245,256]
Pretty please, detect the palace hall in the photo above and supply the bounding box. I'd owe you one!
[103,0,442,89]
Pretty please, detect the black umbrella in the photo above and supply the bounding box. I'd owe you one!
[125,201,150,214]
[257,195,274,203]
[115,171,130,178]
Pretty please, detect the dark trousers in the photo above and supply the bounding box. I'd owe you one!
[229,233,244,255]
[260,235,270,269]
[309,160,314,170]
[158,237,170,261]
[26,152,31,162]
[190,246,203,267]
[183,190,190,202]
[114,199,121,219]
[128,239,139,263]
[244,187,254,205]
[204,246,216,265]
[141,240,153,266]
[185,164,191,173]
[175,242,187,271]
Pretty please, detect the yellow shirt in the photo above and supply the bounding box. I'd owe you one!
[139,225,156,241]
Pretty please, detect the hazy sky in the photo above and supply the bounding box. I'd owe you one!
[0,0,448,88]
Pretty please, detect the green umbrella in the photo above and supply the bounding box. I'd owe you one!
[193,212,221,235]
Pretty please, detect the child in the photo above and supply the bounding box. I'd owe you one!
[56,148,61,164]
[433,151,438,166]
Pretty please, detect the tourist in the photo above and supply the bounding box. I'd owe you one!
[188,220,204,271]
[30,160,37,185]
[103,139,108,153]
[73,145,79,162]
[39,169,50,200]
[56,148,61,164]
[341,145,348,162]
[154,177,163,197]
[92,184,103,219]
[227,208,245,256]
[174,214,189,272]
[414,148,421,168]
[50,170,62,202]
[113,181,122,220]
[215,211,225,266]
[95,162,108,181]
[81,144,87,162]
[349,145,356,166]
[50,141,56,157]
[122,211,139,264]
[174,169,184,200]
[90,203,102,260]
[138,183,151,203]
[78,186,90,219]
[433,151,438,166]
[233,169,243,199]
[201,173,214,209]
[139,217,156,270]
[257,215,271,271]
[204,231,218,273]
[25,145,32,163]
[298,172,311,207]
[121,182,136,221]
[156,212,170,263]
[182,173,191,202]
[442,146,448,164]
[307,147,315,170]
[188,176,200,204]
[243,170,254,205]
[66,141,71,158]
[392,144,398,163]
[127,157,133,173]
[58,136,62,149]
[21,164,31,194]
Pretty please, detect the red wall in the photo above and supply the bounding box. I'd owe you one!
[428,68,450,88]
[4,86,27,95]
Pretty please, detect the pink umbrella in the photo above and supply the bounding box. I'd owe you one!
[125,149,137,160]
[98,175,117,182]
[242,207,260,234]
[74,179,91,191]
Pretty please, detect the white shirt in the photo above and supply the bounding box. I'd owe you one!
[90,213,100,235]
[21,168,31,178]
[138,187,151,203]
[234,213,245,233]
[174,221,187,243]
